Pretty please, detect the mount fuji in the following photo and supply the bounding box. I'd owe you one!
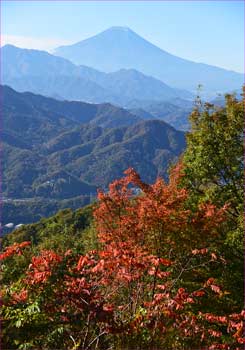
[54,26,243,94]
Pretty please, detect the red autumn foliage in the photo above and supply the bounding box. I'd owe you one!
[11,289,28,304]
[94,163,228,259]
[1,165,244,349]
[0,241,31,260]
[26,250,62,284]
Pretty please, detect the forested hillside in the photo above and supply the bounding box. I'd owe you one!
[3,86,185,226]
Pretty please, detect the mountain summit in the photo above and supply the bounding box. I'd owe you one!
[54,27,243,94]
[54,26,178,71]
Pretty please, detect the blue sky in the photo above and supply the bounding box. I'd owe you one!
[2,1,244,72]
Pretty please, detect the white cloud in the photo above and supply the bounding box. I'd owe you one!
[1,34,71,51]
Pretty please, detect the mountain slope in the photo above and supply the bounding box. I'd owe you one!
[46,119,186,187]
[78,67,193,102]
[2,86,140,199]
[3,85,140,139]
[2,44,113,102]
[3,87,185,204]
[54,26,243,94]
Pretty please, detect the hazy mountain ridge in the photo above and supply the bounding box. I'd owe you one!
[2,44,191,106]
[2,45,195,130]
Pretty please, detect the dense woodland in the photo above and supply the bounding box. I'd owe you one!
[1,91,244,349]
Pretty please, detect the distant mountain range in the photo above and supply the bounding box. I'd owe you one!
[2,44,192,106]
[3,27,242,133]
[54,26,243,94]
[3,86,185,209]
[2,44,196,130]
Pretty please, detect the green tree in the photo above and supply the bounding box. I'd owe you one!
[182,89,244,308]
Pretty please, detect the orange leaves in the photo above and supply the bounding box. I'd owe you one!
[147,257,172,277]
[94,163,228,262]
[26,250,62,284]
[204,278,222,295]
[159,258,172,266]
[208,344,229,349]
[205,277,214,286]
[64,276,92,300]
[29,250,62,271]
[102,304,114,312]
[11,289,28,304]
[147,267,156,276]
[148,268,170,279]
[91,259,105,273]
[0,241,31,260]
[156,284,166,291]
[211,252,218,261]
[149,256,172,267]
[198,310,245,348]
[202,313,228,324]
[192,248,208,255]
[236,337,245,344]
[208,329,222,338]
[77,254,95,271]
[196,202,228,233]
[168,161,186,185]
[192,249,220,265]
[77,256,88,270]
[210,284,221,294]
[203,203,216,217]
[89,164,239,346]
[192,290,205,297]
[95,163,189,255]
